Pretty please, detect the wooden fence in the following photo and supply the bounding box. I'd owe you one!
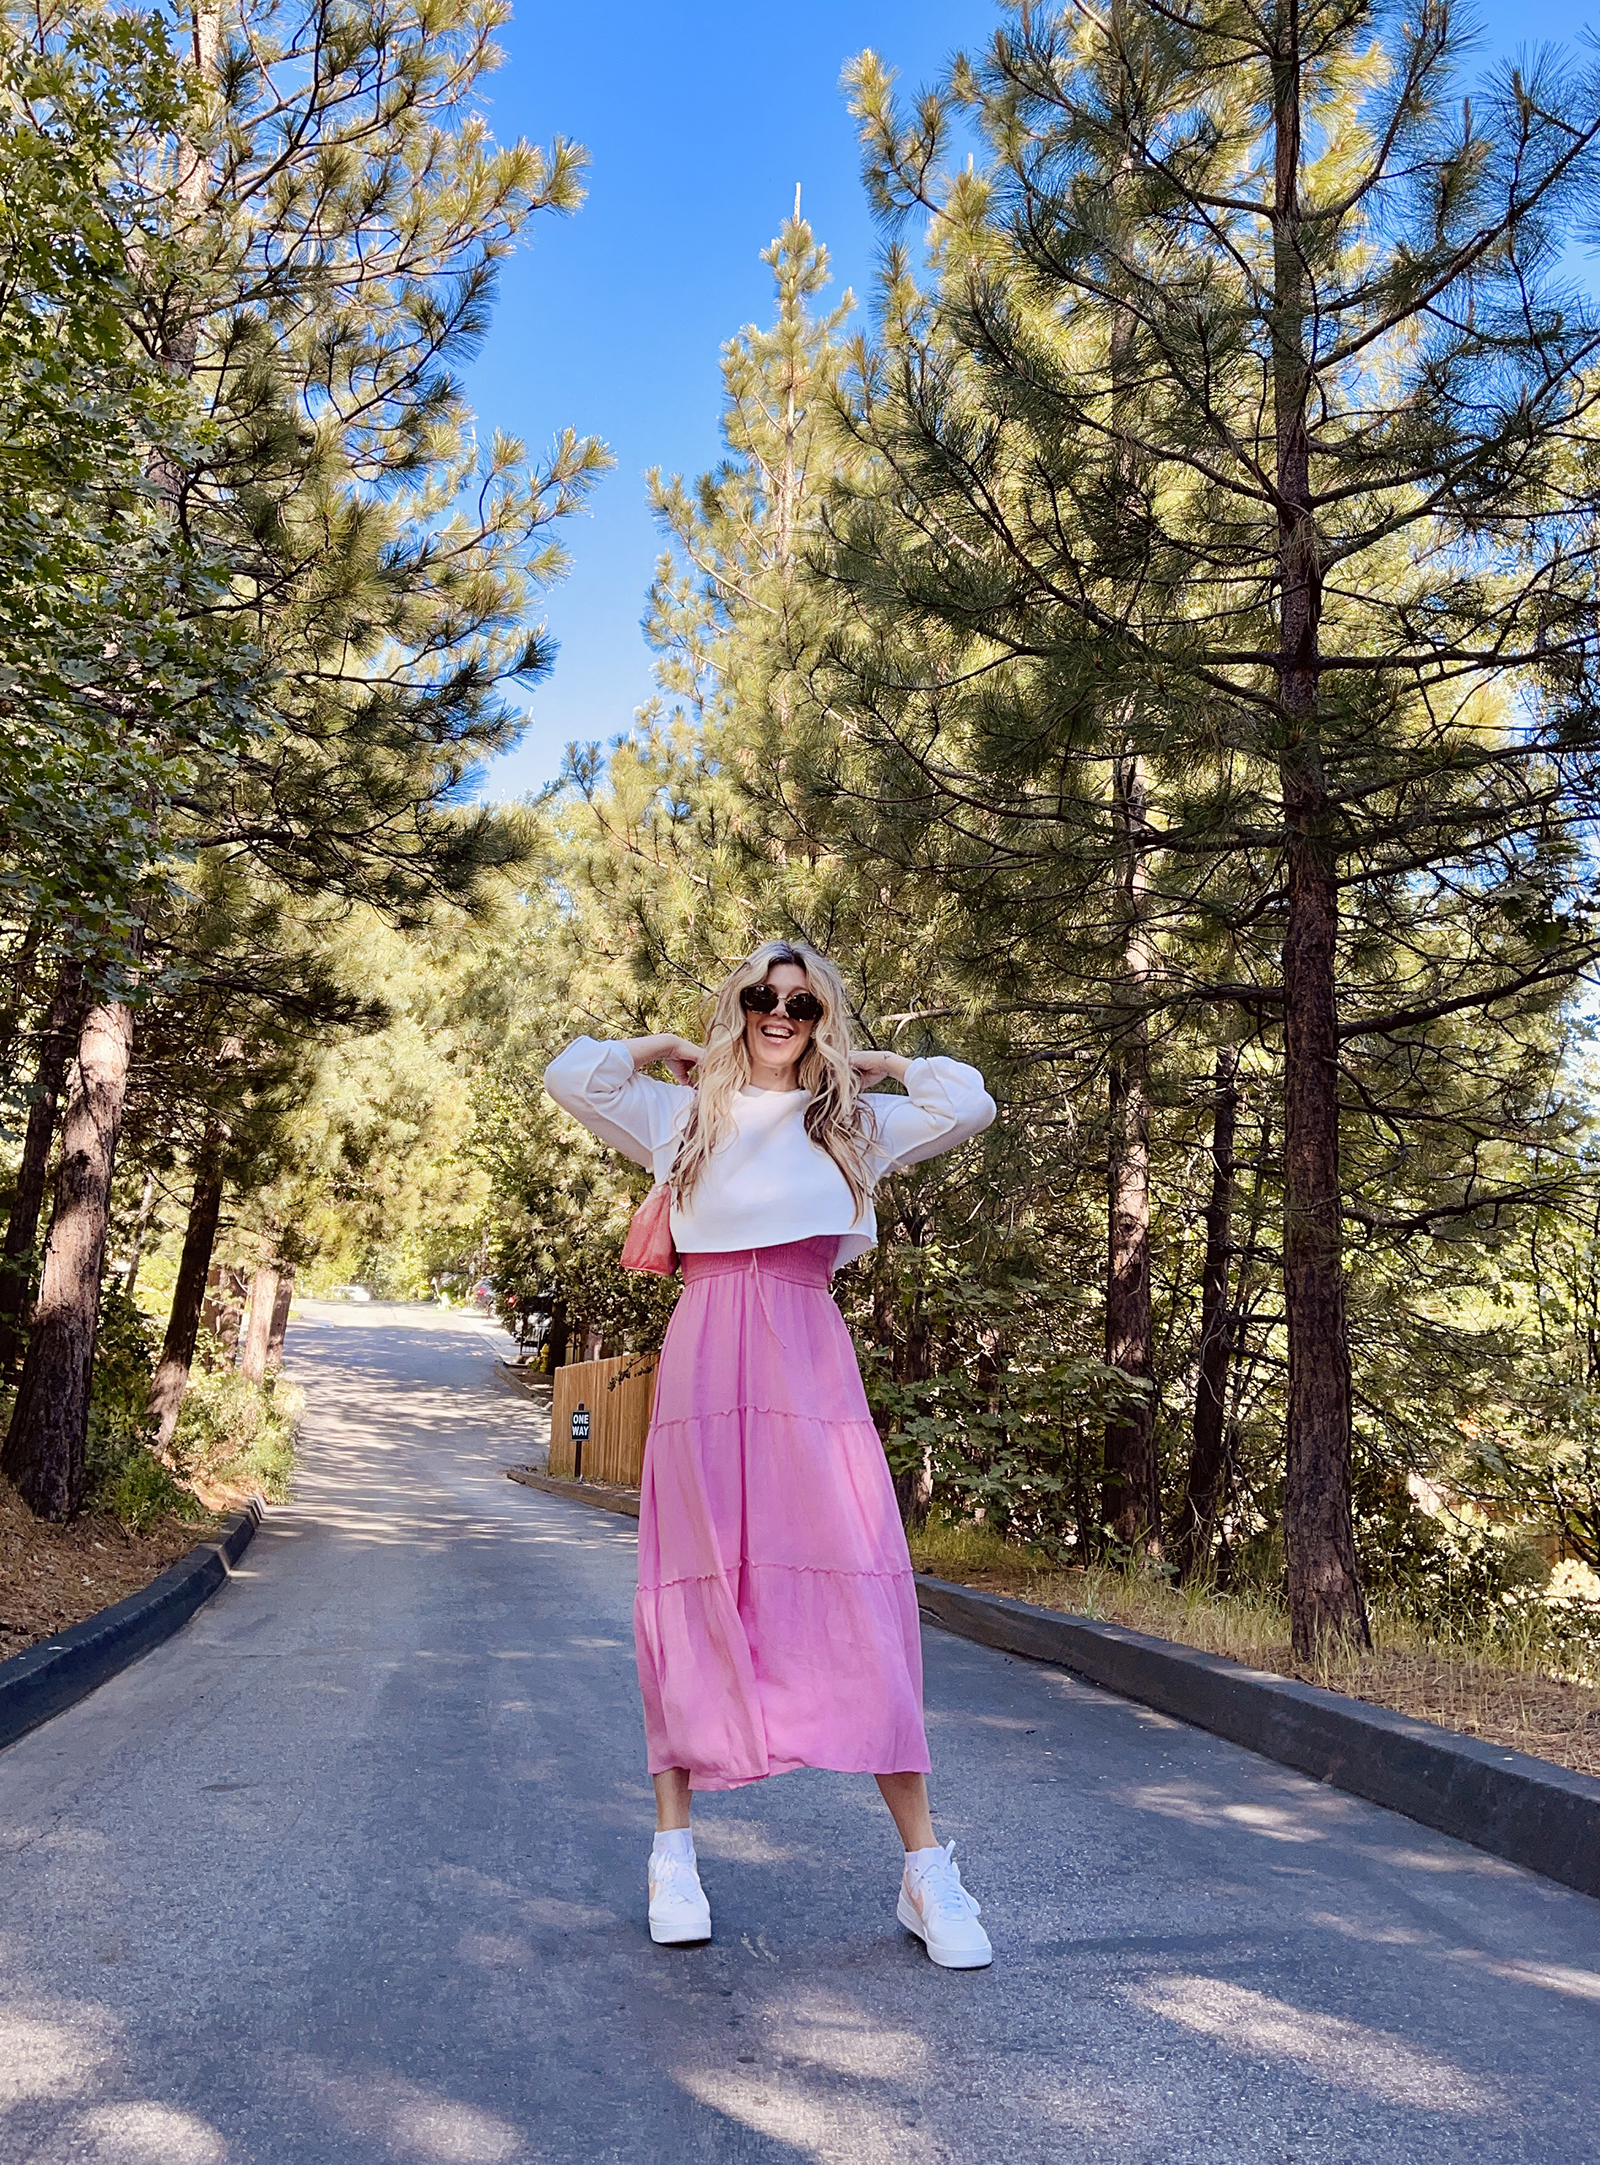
[550,1354,658,1488]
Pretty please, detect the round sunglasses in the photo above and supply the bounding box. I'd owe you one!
[740,982,825,1023]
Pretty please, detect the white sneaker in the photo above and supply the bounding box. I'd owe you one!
[648,1849,711,1945]
[897,1842,992,1969]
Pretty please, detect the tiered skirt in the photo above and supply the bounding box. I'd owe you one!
[633,1236,930,1791]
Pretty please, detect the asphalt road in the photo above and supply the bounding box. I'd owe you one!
[1,1302,1597,2165]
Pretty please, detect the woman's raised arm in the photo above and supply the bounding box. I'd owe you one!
[625,1034,704,1086]
[543,1036,696,1170]
[862,1054,996,1174]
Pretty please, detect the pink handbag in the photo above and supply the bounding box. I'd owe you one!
[620,1181,677,1275]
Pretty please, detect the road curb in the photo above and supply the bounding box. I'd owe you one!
[915,1575,1600,1902]
[0,1500,262,1753]
[506,1467,640,1519]
[496,1361,551,1401]
[494,1466,1600,1901]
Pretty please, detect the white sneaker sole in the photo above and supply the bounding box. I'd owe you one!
[649,1906,711,1946]
[897,1889,993,1969]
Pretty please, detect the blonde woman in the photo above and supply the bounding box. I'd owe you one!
[544,941,997,1969]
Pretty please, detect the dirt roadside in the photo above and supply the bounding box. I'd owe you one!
[0,1478,220,1663]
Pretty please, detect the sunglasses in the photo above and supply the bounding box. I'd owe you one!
[740,983,825,1023]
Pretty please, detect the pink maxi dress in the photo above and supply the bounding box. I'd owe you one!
[543,1039,995,1791]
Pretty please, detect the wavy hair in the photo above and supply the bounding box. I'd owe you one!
[670,941,872,1215]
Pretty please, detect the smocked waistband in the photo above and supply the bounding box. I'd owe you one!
[678,1236,836,1288]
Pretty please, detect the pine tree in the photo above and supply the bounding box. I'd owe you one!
[563,212,1028,1496]
[1,0,600,1516]
[0,10,244,1514]
[832,0,1600,1648]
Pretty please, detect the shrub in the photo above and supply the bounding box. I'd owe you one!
[78,1300,301,1523]
[83,1287,197,1531]
[172,1339,300,1502]
[83,1429,196,1532]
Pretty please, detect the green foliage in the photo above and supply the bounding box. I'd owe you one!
[83,1287,194,1531]
[82,1428,195,1536]
[80,1291,298,1525]
[0,0,604,1542]
[171,1338,299,1503]
[43,5,1595,1686]
[781,2,1600,1634]
[910,1513,1053,1582]
[0,12,250,968]
[81,1436,194,1536]
[143,0,605,924]
[845,1246,1143,1550]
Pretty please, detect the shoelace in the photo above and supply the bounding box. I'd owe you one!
[912,1844,981,1921]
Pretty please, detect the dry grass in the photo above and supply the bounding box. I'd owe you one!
[910,1518,1600,1782]
[0,1476,215,1662]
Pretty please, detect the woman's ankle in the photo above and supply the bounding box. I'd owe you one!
[653,1767,693,1831]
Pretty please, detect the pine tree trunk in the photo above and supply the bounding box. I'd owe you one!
[0,0,213,1517]
[1281,798,1367,1650]
[122,1170,157,1300]
[265,1270,294,1368]
[235,1267,262,1373]
[1173,1045,1239,1580]
[0,990,135,1518]
[0,957,84,1373]
[892,1289,935,1529]
[149,1136,226,1456]
[237,1263,279,1383]
[546,1294,570,1370]
[1102,753,1158,1552]
[1272,24,1369,1655]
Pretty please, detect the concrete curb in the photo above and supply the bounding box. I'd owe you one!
[915,1575,1600,1902]
[495,1465,1600,1902]
[507,1467,640,1519]
[0,1500,262,1753]
[495,1361,551,1401]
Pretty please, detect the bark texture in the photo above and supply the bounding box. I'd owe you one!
[121,1170,157,1300]
[0,958,84,1373]
[266,1270,294,1368]
[1102,753,1158,1552]
[237,1263,279,1383]
[1173,1046,1239,1580]
[1271,20,1370,1653]
[149,1140,226,1455]
[201,1262,249,1358]
[0,993,135,1518]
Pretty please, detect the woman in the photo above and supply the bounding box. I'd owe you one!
[543,940,996,1968]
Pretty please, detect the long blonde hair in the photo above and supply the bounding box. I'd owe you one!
[671,941,873,1215]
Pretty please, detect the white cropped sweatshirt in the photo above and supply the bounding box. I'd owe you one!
[543,1037,996,1267]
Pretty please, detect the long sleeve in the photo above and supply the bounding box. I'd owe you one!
[543,1037,692,1174]
[865,1056,996,1175]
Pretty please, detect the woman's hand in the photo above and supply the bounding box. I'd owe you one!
[627,1033,704,1085]
[661,1037,704,1086]
[850,1047,911,1088]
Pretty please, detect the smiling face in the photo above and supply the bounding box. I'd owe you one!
[741,960,818,1087]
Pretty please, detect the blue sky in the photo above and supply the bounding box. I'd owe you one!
[468,0,1597,802]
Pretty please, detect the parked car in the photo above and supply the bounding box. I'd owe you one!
[329,1283,373,1303]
